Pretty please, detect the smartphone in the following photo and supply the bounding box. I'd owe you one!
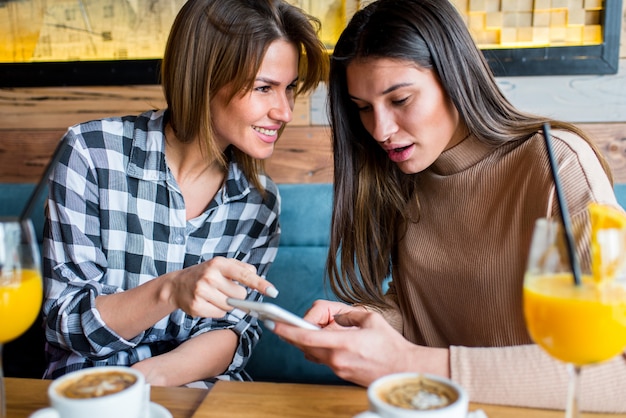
[227,298,320,330]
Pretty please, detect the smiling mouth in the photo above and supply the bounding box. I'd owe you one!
[253,126,278,136]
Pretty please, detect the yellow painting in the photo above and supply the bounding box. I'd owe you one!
[0,0,351,63]
[0,0,186,63]
[0,0,605,64]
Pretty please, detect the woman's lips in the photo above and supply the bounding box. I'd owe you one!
[254,125,280,143]
[387,144,414,163]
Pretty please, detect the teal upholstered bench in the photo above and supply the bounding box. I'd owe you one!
[245,183,343,383]
[6,182,625,383]
[0,182,343,383]
[614,184,626,210]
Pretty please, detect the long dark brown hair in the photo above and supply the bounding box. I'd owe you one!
[326,0,612,307]
[161,0,328,192]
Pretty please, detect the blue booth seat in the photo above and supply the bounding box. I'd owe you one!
[614,184,626,210]
[4,182,625,383]
[245,183,343,384]
[0,182,343,383]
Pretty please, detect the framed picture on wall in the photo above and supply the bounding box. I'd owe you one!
[0,0,622,87]
[476,0,623,76]
[0,0,186,86]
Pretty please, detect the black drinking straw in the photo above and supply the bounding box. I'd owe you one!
[19,137,67,223]
[542,123,582,286]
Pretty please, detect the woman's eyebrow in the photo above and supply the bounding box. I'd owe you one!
[255,76,299,86]
[349,82,414,101]
[382,82,413,94]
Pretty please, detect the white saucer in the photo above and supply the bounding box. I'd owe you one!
[29,402,172,418]
[353,410,487,418]
[150,402,172,418]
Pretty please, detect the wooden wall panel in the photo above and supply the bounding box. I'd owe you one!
[1,123,625,185]
[0,129,62,183]
[0,85,166,130]
[579,123,626,184]
[0,126,333,184]
[0,85,332,184]
[265,126,333,183]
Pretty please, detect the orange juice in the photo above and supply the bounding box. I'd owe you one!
[0,269,43,343]
[524,273,626,366]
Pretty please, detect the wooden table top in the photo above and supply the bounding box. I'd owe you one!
[191,381,626,418]
[6,377,626,418]
[5,377,207,418]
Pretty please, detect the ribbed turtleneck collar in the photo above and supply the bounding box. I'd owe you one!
[428,135,497,176]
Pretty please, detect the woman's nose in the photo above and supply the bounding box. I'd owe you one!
[269,94,293,123]
[369,110,396,143]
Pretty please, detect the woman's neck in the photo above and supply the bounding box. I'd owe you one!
[164,123,227,220]
[164,123,224,184]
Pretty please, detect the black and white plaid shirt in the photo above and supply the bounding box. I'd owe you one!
[42,109,280,387]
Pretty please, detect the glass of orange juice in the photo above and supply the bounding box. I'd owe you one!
[0,219,43,418]
[523,217,626,418]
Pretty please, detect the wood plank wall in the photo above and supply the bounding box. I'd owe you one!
[1,87,625,184]
[1,96,624,184]
[0,85,333,184]
[1,2,625,185]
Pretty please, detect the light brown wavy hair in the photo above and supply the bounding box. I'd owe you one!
[161,0,328,192]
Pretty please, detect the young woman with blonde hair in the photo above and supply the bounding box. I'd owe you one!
[43,0,328,388]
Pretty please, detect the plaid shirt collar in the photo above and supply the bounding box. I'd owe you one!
[127,109,251,203]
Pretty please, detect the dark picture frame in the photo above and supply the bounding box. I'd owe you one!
[0,0,622,86]
[483,0,623,77]
[0,59,162,87]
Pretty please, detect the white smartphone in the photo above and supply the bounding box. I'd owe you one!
[227,298,320,331]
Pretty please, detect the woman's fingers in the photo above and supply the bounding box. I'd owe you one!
[204,256,279,298]
[171,256,279,318]
[194,276,247,310]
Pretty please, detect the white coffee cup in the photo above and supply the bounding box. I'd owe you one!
[30,366,149,418]
[355,373,469,418]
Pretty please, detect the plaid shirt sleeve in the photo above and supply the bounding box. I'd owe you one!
[42,110,281,385]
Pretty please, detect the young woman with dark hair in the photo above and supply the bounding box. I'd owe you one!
[272,0,626,411]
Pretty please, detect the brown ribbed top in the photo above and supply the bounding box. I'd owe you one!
[381,131,626,411]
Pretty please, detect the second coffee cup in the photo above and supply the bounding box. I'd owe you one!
[355,372,469,418]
